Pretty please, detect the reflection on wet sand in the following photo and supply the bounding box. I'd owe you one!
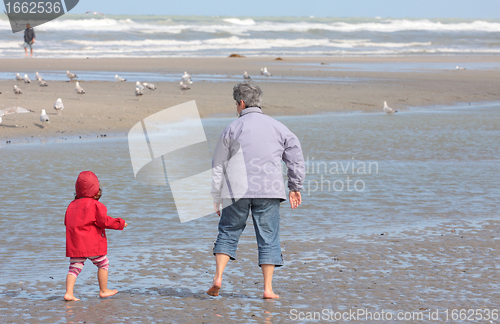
[0,104,499,322]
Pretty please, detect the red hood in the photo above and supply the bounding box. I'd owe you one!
[75,171,100,199]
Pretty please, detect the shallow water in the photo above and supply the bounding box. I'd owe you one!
[267,61,500,72]
[0,70,378,84]
[0,103,498,321]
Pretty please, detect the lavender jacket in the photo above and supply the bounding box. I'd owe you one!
[211,107,305,203]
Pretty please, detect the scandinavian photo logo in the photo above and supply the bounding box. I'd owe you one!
[3,0,79,33]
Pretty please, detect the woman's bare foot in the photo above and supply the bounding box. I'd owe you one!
[207,279,222,296]
[99,289,118,298]
[263,291,279,299]
[64,293,80,301]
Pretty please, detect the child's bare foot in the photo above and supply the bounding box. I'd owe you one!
[64,293,80,301]
[99,289,118,298]
[207,279,222,296]
[263,291,279,299]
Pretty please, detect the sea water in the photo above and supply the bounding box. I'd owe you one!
[0,102,498,294]
[1,16,500,57]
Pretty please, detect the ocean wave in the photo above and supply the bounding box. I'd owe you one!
[0,41,24,49]
[1,16,500,58]
[222,18,256,26]
[2,18,500,34]
[62,37,432,50]
[8,47,500,59]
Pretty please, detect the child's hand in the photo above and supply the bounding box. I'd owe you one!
[124,223,128,227]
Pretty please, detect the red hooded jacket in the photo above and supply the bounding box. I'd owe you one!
[65,171,125,257]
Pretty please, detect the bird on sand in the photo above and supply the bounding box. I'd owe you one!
[13,85,22,98]
[67,70,78,81]
[143,83,156,90]
[54,98,64,114]
[0,106,32,124]
[40,109,50,128]
[383,101,398,114]
[181,71,193,84]
[243,71,251,79]
[179,81,190,90]
[75,82,85,97]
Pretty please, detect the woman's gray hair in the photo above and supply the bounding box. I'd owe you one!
[233,81,263,108]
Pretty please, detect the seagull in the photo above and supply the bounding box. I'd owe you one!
[75,82,85,97]
[115,74,126,82]
[182,76,193,84]
[54,98,64,114]
[136,81,144,91]
[67,70,78,81]
[143,83,156,90]
[38,79,48,86]
[81,11,107,19]
[383,101,398,114]
[456,66,466,70]
[260,68,264,75]
[181,71,193,84]
[179,81,190,90]
[135,86,143,96]
[23,74,31,83]
[40,109,49,128]
[0,106,32,125]
[35,72,43,81]
[15,73,23,81]
[262,67,272,77]
[243,71,251,79]
[13,85,22,98]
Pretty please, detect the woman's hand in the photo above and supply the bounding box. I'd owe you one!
[289,191,302,209]
[124,223,128,227]
[214,203,221,216]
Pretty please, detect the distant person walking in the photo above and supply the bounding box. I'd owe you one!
[24,23,35,57]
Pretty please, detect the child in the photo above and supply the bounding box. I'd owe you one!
[64,171,127,301]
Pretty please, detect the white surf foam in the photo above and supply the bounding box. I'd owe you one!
[3,18,500,34]
[222,18,256,26]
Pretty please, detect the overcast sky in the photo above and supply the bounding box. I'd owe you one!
[70,0,500,18]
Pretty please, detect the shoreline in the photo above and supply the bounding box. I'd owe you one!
[1,100,498,146]
[1,56,500,141]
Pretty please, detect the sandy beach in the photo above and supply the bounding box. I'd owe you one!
[1,56,500,141]
[2,4,500,322]
[0,55,499,323]
[1,219,499,323]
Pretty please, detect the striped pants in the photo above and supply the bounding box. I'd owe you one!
[68,255,109,278]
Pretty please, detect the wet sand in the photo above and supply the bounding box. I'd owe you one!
[0,220,498,323]
[1,56,500,141]
[1,57,499,323]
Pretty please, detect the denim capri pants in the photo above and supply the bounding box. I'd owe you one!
[213,198,284,267]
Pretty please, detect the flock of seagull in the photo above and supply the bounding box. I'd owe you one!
[132,71,192,96]
[1,70,196,128]
[5,71,83,128]
[0,66,402,129]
